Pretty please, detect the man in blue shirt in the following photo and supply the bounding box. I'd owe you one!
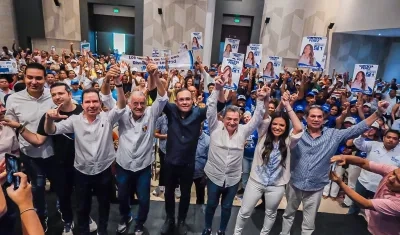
[193,126,210,205]
[70,79,83,105]
[280,101,389,235]
[245,90,257,115]
[109,79,118,101]
[240,111,258,192]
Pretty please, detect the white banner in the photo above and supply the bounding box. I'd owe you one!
[0,61,18,74]
[191,32,203,50]
[178,43,188,53]
[160,49,171,57]
[223,38,240,58]
[120,51,194,72]
[351,64,378,94]
[261,56,282,80]
[152,48,160,57]
[80,42,90,54]
[245,44,262,68]
[229,52,244,64]
[221,57,243,89]
[298,36,327,69]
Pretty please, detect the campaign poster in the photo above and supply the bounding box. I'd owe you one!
[221,57,242,90]
[245,44,262,68]
[298,36,327,69]
[178,43,188,53]
[351,64,378,94]
[0,61,18,74]
[152,48,160,57]
[229,52,244,64]
[80,42,90,54]
[191,32,203,50]
[120,51,194,72]
[160,49,172,57]
[261,56,282,80]
[222,38,240,58]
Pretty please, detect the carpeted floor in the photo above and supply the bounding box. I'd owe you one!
[10,192,371,235]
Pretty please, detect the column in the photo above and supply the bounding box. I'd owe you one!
[202,0,216,67]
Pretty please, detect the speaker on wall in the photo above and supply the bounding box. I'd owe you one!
[265,17,270,24]
[54,0,61,7]
[158,8,163,15]
[328,22,335,29]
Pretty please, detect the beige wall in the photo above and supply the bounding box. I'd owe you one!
[0,0,18,49]
[32,0,81,51]
[143,0,208,56]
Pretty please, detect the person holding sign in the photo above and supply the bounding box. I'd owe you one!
[223,44,232,58]
[263,62,275,78]
[245,51,255,68]
[298,44,316,67]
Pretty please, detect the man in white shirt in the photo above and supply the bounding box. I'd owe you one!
[5,63,55,231]
[101,63,168,235]
[202,77,267,235]
[384,89,398,125]
[44,65,126,235]
[349,129,400,215]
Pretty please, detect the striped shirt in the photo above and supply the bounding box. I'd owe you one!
[290,120,369,191]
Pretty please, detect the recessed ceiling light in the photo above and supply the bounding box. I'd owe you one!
[378,33,382,36]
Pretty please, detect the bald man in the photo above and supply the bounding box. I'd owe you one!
[101,64,168,234]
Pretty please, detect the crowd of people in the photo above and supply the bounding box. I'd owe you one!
[0,43,399,235]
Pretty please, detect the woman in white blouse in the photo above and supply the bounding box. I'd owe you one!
[234,91,304,235]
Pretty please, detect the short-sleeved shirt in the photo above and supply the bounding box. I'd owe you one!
[155,114,168,154]
[366,162,400,235]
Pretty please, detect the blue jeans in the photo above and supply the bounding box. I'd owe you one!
[242,158,253,189]
[75,167,112,234]
[348,180,375,215]
[205,179,239,232]
[116,164,151,226]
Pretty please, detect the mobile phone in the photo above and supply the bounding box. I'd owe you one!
[330,162,337,172]
[5,153,21,190]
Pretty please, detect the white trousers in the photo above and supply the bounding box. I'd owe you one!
[343,165,361,206]
[280,183,323,235]
[234,179,285,235]
[322,166,344,197]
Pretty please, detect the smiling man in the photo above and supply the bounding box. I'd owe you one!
[5,63,55,232]
[44,65,126,235]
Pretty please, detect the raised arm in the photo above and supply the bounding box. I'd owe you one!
[242,86,267,137]
[282,91,303,135]
[206,78,224,133]
[44,104,70,135]
[1,119,47,147]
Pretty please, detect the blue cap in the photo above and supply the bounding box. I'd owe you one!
[338,146,346,154]
[144,73,149,80]
[71,79,79,85]
[322,104,330,113]
[350,99,357,105]
[243,77,249,81]
[294,105,305,112]
[307,91,315,97]
[210,68,217,72]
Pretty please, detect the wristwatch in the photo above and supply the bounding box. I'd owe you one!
[116,84,123,88]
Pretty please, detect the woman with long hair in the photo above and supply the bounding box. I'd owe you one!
[263,62,275,78]
[298,44,315,66]
[234,92,304,235]
[245,51,255,67]
[351,71,366,91]
[192,37,202,49]
[223,44,232,58]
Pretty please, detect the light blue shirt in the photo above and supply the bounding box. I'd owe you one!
[255,142,283,186]
[71,89,83,105]
[290,121,368,191]
[193,132,210,179]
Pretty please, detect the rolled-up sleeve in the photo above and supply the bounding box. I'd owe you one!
[100,92,117,109]
[337,120,369,142]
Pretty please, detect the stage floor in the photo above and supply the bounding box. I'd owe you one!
[12,192,371,235]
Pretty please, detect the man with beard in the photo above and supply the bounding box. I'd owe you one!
[44,65,126,235]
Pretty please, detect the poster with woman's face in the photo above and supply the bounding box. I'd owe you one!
[351,64,378,94]
[245,44,262,68]
[223,38,240,58]
[261,56,282,80]
[221,57,242,89]
[298,36,327,69]
[191,32,203,50]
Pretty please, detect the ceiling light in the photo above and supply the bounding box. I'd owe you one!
[378,33,382,36]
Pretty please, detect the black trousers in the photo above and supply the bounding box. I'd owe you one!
[164,162,195,221]
[193,177,206,205]
[158,150,166,187]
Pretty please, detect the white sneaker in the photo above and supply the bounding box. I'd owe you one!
[160,186,165,192]
[152,186,162,196]
[89,217,97,232]
[62,222,74,235]
[175,187,181,198]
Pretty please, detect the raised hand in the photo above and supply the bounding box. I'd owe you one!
[329,171,341,183]
[281,91,291,107]
[290,93,298,102]
[214,76,225,91]
[46,104,68,120]
[377,101,389,114]
[6,172,33,209]
[105,65,121,80]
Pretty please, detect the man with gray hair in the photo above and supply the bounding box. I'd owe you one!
[101,63,168,235]
[202,77,270,235]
